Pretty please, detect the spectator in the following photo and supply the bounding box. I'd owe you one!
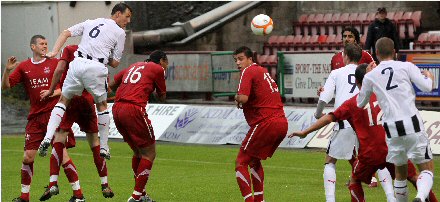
[364,7,400,63]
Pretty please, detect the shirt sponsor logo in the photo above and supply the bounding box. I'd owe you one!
[44,67,50,74]
[29,77,49,88]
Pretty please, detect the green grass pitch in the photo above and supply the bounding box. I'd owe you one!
[2,135,439,201]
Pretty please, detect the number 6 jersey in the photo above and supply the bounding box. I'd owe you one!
[357,60,433,137]
[68,18,126,64]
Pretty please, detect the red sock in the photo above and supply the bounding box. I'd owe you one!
[63,159,83,198]
[49,142,64,187]
[92,146,108,186]
[20,161,33,201]
[132,158,153,200]
[132,156,141,177]
[235,165,253,202]
[349,183,365,202]
[250,161,264,202]
[429,190,438,202]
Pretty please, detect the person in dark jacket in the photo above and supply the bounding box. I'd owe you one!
[364,7,400,63]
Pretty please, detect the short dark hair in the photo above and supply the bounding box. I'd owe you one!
[111,3,132,15]
[30,35,45,46]
[146,50,167,64]
[233,46,254,61]
[343,43,362,63]
[342,26,360,45]
[355,63,369,85]
[375,37,394,58]
[377,7,387,14]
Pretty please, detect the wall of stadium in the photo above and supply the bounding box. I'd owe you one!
[72,104,440,154]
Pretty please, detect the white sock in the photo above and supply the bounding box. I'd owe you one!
[46,103,66,140]
[98,110,110,149]
[377,168,396,202]
[323,163,336,202]
[394,179,408,202]
[415,170,434,200]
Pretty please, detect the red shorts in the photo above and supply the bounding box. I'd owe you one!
[352,159,394,184]
[240,117,288,160]
[112,102,155,150]
[59,93,98,133]
[25,111,75,150]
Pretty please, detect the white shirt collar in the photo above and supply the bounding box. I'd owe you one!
[31,57,46,64]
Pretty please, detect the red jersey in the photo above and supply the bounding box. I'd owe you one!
[237,63,285,126]
[331,50,374,70]
[331,93,387,165]
[8,58,60,119]
[114,61,166,107]
[59,45,78,87]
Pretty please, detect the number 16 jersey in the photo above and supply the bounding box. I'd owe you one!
[114,62,166,108]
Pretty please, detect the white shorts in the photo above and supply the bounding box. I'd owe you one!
[386,131,433,166]
[62,57,108,103]
[326,127,358,160]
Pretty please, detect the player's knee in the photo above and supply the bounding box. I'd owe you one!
[23,150,36,163]
[86,132,99,147]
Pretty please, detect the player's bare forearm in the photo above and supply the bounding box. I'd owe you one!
[51,88,61,97]
[1,69,11,90]
[156,92,166,103]
[235,94,248,104]
[289,114,335,138]
[47,30,71,58]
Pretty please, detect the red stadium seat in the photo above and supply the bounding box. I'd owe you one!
[348,13,359,24]
[267,55,278,65]
[336,13,350,35]
[387,11,395,23]
[257,54,268,65]
[363,12,376,35]
[333,33,343,50]
[317,35,328,50]
[305,35,319,51]
[354,13,367,34]
[408,11,422,39]
[329,13,341,35]
[304,14,316,36]
[298,35,311,50]
[281,35,295,51]
[433,34,440,49]
[413,32,429,50]
[398,11,412,39]
[322,34,336,50]
[263,35,279,55]
[293,14,308,35]
[310,14,324,35]
[273,35,287,53]
[321,13,333,35]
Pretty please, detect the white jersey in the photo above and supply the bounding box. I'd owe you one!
[68,18,126,64]
[320,63,359,129]
[357,60,433,137]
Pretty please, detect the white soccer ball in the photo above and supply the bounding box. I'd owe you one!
[251,14,273,36]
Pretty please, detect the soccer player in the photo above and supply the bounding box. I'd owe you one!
[290,63,437,202]
[1,35,77,202]
[357,37,435,202]
[110,50,167,202]
[328,26,379,188]
[315,43,365,202]
[233,46,288,202]
[40,2,132,160]
[38,45,114,201]
[331,26,374,71]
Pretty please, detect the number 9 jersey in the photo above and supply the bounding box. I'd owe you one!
[68,18,126,64]
[113,61,166,108]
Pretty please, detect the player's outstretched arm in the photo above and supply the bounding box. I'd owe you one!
[41,60,67,100]
[1,56,19,90]
[108,58,120,68]
[46,30,71,58]
[288,114,335,138]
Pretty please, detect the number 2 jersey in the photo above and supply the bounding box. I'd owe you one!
[68,18,126,64]
[357,60,433,137]
[237,63,285,127]
[331,93,387,165]
[113,62,166,108]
